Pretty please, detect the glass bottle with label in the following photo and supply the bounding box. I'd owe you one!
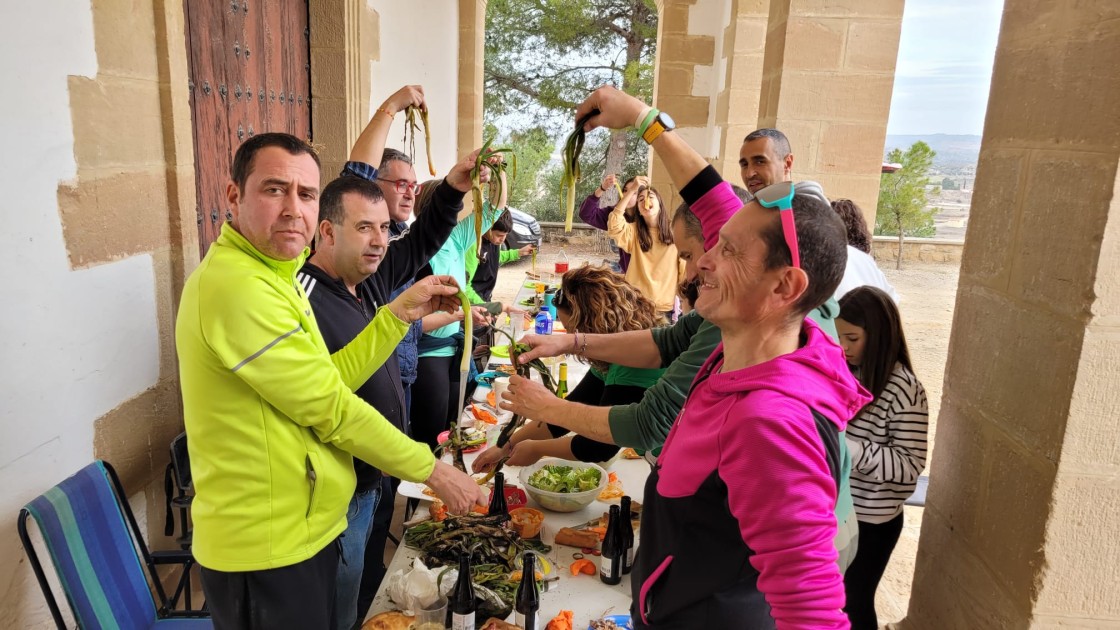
[556,362,569,399]
[620,495,635,574]
[514,551,540,629]
[600,505,623,585]
[450,552,476,630]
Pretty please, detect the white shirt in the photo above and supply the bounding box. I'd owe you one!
[835,245,900,303]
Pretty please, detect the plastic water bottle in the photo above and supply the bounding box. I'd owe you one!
[534,310,553,335]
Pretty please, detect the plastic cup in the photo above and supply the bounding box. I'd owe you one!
[415,597,447,629]
[492,377,511,400]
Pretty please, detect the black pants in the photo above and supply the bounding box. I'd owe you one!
[410,355,456,449]
[201,538,340,630]
[843,513,904,630]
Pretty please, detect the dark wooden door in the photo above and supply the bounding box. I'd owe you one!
[185,0,312,256]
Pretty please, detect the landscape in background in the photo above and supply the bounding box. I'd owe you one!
[884,134,980,241]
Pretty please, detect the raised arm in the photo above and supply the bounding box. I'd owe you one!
[349,85,426,167]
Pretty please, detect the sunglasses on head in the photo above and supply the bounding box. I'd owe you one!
[754,181,800,269]
[553,286,568,309]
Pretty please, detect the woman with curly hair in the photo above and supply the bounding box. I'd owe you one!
[472,265,667,469]
[607,176,683,315]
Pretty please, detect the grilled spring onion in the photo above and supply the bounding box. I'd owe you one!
[470,139,517,255]
[559,110,599,232]
[451,289,473,472]
[403,105,437,176]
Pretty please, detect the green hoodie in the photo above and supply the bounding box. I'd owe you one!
[176,223,435,571]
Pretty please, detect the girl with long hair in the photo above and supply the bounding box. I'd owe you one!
[606,176,683,315]
[472,265,666,469]
[836,286,929,629]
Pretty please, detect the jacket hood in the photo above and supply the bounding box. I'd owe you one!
[704,318,871,429]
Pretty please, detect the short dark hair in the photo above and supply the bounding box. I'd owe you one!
[672,184,752,242]
[319,176,385,226]
[758,191,847,316]
[839,286,912,400]
[831,199,873,254]
[379,148,413,172]
[491,209,514,234]
[231,132,321,192]
[743,128,792,159]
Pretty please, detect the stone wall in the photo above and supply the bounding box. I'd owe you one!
[871,236,964,265]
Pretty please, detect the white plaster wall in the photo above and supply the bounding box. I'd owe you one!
[367,0,460,177]
[0,3,161,627]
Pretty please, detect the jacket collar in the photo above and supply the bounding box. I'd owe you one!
[217,222,309,277]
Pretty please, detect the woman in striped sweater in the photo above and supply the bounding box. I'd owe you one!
[836,286,929,630]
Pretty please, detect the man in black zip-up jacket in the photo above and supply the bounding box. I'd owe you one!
[298,157,472,628]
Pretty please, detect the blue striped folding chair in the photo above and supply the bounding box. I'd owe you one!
[17,460,211,629]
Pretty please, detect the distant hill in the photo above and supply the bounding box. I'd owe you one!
[884,134,982,168]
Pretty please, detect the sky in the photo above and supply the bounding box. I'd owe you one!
[886,0,1005,136]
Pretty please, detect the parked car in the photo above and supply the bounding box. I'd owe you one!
[505,207,542,252]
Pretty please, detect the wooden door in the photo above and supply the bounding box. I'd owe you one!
[185,0,312,256]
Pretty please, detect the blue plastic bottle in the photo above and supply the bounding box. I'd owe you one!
[534,310,554,335]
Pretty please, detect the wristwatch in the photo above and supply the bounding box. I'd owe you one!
[641,110,676,144]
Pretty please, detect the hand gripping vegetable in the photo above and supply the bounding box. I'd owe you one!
[471,139,517,255]
[559,109,599,232]
[404,105,437,176]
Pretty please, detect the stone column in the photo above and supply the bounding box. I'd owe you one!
[650,0,721,209]
[901,1,1120,627]
[310,0,381,180]
[757,0,903,224]
[712,0,769,181]
[458,0,487,157]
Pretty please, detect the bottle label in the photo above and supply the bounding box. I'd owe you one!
[515,610,539,629]
[626,547,635,567]
[451,612,475,630]
[600,556,620,580]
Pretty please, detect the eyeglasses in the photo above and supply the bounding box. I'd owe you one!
[754,181,800,269]
[376,178,422,195]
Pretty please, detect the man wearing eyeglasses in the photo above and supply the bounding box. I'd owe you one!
[297,85,487,629]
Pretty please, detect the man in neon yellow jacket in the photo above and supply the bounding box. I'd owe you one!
[176,133,486,628]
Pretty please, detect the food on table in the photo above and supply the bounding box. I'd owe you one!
[528,465,602,494]
[546,610,574,630]
[472,403,498,425]
[404,514,550,616]
[588,617,631,630]
[553,527,600,549]
[481,619,522,630]
[597,472,624,501]
[619,448,641,460]
[359,610,415,630]
[509,507,544,539]
[568,559,596,577]
[487,390,498,407]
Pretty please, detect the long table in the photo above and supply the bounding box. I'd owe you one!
[367,277,649,627]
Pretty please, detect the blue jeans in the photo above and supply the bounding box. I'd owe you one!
[334,486,381,630]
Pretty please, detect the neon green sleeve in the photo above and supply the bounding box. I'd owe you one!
[330,307,412,391]
[201,282,435,482]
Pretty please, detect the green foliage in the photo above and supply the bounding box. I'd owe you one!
[941,177,959,190]
[876,141,938,238]
[484,0,657,221]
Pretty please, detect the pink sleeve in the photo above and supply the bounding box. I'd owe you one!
[719,396,848,629]
[690,181,744,249]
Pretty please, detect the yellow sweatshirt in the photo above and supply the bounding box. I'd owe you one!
[607,207,683,312]
[176,223,435,571]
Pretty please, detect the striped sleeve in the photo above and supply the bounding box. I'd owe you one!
[847,366,929,486]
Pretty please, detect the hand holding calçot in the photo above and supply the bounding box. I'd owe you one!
[382,84,426,117]
[574,85,649,133]
[499,374,560,421]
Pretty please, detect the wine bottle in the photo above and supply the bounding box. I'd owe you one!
[514,552,540,630]
[488,471,509,521]
[600,505,623,585]
[556,362,569,399]
[620,495,635,574]
[450,552,476,630]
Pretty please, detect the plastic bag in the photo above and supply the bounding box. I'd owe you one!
[385,558,444,615]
